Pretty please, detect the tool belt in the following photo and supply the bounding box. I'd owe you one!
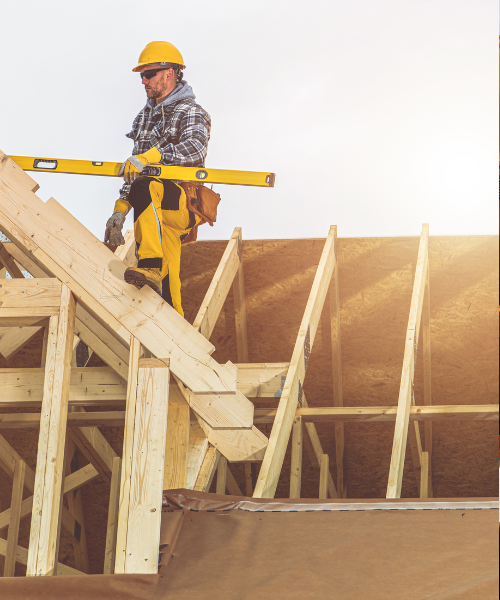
[180,182,221,245]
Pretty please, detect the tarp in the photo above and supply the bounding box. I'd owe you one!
[1,491,498,600]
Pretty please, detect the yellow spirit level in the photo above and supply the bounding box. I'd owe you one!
[9,156,275,188]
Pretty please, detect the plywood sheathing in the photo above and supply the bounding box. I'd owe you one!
[0,234,497,574]
[178,235,499,499]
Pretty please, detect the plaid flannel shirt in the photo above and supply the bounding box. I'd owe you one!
[118,96,211,202]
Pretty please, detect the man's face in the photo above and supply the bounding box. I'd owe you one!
[139,63,176,100]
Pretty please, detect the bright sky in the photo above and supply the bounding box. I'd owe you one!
[1,0,497,241]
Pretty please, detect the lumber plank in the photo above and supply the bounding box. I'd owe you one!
[0,367,127,408]
[188,390,254,429]
[69,406,117,485]
[175,376,267,462]
[186,419,209,490]
[422,264,433,497]
[244,463,253,496]
[235,363,289,397]
[0,463,99,531]
[104,457,122,574]
[0,364,288,408]
[4,459,25,576]
[115,336,141,575]
[0,241,129,378]
[254,226,337,498]
[226,466,243,496]
[254,405,499,423]
[329,227,345,497]
[2,242,46,277]
[386,224,429,499]
[232,228,249,363]
[0,326,41,360]
[27,285,76,576]
[64,439,89,573]
[124,360,170,574]
[420,451,429,499]
[319,454,329,500]
[0,538,84,577]
[301,396,338,499]
[115,230,137,266]
[163,404,190,490]
[194,446,220,492]
[0,278,62,310]
[0,157,236,393]
[289,416,303,498]
[216,456,228,495]
[192,228,241,339]
[0,240,24,278]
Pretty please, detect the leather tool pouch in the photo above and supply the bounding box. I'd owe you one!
[180,182,221,227]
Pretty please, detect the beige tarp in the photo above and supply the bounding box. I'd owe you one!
[1,491,498,599]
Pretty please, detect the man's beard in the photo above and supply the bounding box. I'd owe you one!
[146,86,163,99]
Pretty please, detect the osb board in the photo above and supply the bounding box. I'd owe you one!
[0,234,498,574]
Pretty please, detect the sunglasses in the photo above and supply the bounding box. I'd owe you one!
[139,67,172,80]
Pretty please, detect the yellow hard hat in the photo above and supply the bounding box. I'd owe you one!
[132,41,185,72]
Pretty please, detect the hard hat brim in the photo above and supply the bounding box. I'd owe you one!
[132,62,186,72]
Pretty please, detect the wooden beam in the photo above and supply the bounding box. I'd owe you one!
[0,367,127,408]
[194,446,220,492]
[329,227,345,497]
[254,227,337,498]
[175,376,267,462]
[4,459,25,577]
[0,327,42,360]
[254,404,499,423]
[0,364,288,408]
[387,224,429,499]
[193,227,241,339]
[122,358,170,574]
[232,228,249,363]
[420,451,429,499]
[244,464,253,496]
[319,454,329,500]
[422,264,433,497]
[235,363,289,397]
[64,439,89,573]
[301,396,338,499]
[188,390,254,429]
[226,466,243,496]
[69,405,117,485]
[0,278,62,312]
[163,403,190,490]
[186,419,209,490]
[103,457,122,575]
[0,240,24,278]
[289,416,303,499]
[115,336,141,575]
[216,455,228,495]
[0,162,236,394]
[74,305,129,381]
[115,230,137,266]
[0,445,98,533]
[27,285,76,576]
[0,538,83,577]
[0,411,126,429]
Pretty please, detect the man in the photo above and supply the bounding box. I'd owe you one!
[104,41,211,317]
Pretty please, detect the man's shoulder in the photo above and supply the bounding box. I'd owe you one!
[171,98,210,117]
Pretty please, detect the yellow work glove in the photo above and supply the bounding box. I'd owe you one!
[118,147,161,184]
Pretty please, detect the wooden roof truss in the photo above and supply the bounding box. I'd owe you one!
[0,153,496,577]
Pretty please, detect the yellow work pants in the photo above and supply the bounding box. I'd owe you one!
[127,177,198,317]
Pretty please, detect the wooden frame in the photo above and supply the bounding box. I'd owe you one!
[386,224,429,499]
[0,151,493,579]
